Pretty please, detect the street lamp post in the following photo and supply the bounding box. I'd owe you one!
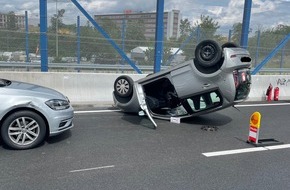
[56,0,59,58]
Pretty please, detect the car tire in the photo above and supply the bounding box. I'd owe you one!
[195,40,222,68]
[1,110,47,150]
[114,75,134,98]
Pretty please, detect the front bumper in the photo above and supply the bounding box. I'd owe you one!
[48,106,74,136]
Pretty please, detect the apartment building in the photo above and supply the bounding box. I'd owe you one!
[0,13,25,29]
[94,10,181,40]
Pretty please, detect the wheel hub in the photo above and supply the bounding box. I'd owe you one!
[117,79,129,94]
[202,45,215,60]
[21,128,27,133]
[8,117,40,146]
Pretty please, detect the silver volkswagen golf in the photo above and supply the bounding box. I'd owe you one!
[0,79,74,150]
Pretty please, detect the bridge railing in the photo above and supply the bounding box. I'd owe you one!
[1,61,290,75]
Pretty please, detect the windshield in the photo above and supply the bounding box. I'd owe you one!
[0,79,12,87]
[233,69,251,101]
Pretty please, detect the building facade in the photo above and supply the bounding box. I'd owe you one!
[0,13,25,29]
[94,10,181,40]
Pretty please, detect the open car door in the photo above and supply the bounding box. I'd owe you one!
[134,83,157,128]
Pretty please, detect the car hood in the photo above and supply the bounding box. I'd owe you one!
[4,80,66,99]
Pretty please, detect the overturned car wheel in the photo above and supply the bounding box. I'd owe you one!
[195,40,222,68]
[114,75,134,98]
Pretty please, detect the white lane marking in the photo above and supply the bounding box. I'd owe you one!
[69,165,115,173]
[202,147,266,157]
[265,144,290,150]
[74,110,120,114]
[202,144,290,157]
[235,103,290,107]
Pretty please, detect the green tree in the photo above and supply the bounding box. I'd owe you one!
[98,18,121,39]
[180,18,193,37]
[79,23,100,61]
[93,18,121,64]
[194,15,220,39]
[48,8,66,60]
[178,15,221,61]
[143,40,173,66]
[162,42,175,65]
[49,9,65,32]
[0,30,24,52]
[231,22,242,44]
[177,18,196,60]
[7,11,17,30]
[125,20,146,52]
[247,24,290,68]
[144,47,154,65]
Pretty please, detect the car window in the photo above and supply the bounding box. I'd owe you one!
[149,90,223,117]
[186,91,222,112]
[0,79,11,87]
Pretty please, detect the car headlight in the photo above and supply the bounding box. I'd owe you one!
[45,99,70,110]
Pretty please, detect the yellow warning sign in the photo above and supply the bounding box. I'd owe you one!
[250,111,261,129]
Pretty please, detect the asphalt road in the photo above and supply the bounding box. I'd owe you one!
[1,102,290,190]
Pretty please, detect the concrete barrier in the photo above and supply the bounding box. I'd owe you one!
[249,75,290,101]
[1,72,289,105]
[0,72,145,106]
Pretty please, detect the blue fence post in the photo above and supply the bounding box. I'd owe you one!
[121,19,126,73]
[240,0,252,49]
[154,0,164,73]
[39,0,48,72]
[77,16,80,72]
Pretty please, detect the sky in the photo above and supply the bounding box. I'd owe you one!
[1,0,290,33]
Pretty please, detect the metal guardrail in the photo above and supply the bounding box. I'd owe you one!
[0,61,165,73]
[254,68,290,74]
[0,61,290,74]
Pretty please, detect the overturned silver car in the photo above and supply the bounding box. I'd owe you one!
[113,40,251,127]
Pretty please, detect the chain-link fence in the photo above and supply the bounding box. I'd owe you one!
[0,3,289,74]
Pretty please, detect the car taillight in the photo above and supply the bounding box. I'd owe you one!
[233,69,251,87]
[241,72,246,82]
[233,69,251,101]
